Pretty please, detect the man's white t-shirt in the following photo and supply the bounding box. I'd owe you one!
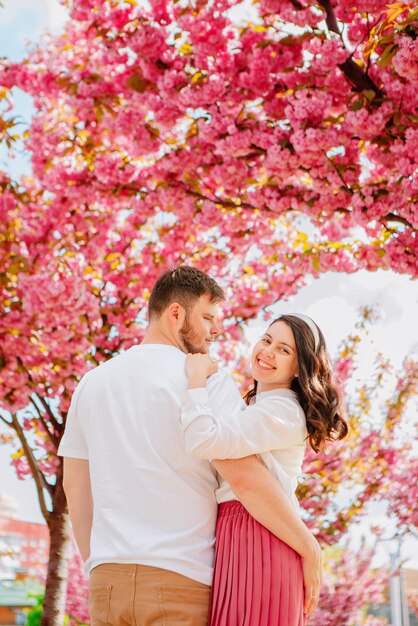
[58,344,243,585]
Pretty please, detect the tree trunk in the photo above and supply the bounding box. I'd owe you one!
[41,463,71,626]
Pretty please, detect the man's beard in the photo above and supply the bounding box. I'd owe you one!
[179,315,208,354]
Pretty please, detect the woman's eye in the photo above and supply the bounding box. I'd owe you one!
[261,338,270,344]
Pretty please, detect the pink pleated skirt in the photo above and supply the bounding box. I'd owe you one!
[209,500,305,626]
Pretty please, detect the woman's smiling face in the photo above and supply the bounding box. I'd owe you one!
[251,320,299,393]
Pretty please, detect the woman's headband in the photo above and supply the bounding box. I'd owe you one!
[276,313,320,352]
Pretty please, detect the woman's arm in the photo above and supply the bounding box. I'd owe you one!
[214,455,322,616]
[181,355,304,459]
[181,388,303,458]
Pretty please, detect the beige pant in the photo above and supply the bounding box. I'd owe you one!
[89,563,211,626]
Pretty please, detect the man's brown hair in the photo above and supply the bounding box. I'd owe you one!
[148,266,224,320]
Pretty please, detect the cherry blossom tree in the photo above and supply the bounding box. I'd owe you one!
[0,0,417,623]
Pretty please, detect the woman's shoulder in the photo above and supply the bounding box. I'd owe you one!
[255,389,306,422]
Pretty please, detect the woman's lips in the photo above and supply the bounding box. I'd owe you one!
[255,357,275,371]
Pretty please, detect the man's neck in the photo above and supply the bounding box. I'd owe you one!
[141,326,185,353]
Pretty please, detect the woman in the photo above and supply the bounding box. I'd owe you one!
[180,313,348,626]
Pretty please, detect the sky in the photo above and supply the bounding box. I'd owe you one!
[0,0,417,570]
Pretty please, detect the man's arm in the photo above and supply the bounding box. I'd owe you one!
[213,455,322,616]
[63,458,93,563]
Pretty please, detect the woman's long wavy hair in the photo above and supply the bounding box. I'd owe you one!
[244,315,348,453]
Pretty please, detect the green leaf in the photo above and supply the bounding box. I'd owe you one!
[363,89,377,102]
[312,256,320,271]
[380,43,399,68]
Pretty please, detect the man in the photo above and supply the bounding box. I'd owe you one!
[60,266,320,626]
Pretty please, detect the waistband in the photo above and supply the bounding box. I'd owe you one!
[217,500,247,517]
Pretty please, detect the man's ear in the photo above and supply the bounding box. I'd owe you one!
[167,302,186,326]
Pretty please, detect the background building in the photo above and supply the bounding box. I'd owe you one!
[0,494,49,580]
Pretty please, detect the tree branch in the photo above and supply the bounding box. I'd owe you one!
[31,392,62,433]
[324,151,354,195]
[379,213,414,229]
[0,413,14,429]
[30,400,60,448]
[317,0,340,33]
[186,183,416,233]
[338,57,385,102]
[11,413,52,522]
[186,187,256,211]
[316,0,385,103]
[287,0,305,9]
[336,207,414,230]
[15,358,63,432]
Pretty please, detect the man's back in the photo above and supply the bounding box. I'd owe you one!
[59,344,219,584]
